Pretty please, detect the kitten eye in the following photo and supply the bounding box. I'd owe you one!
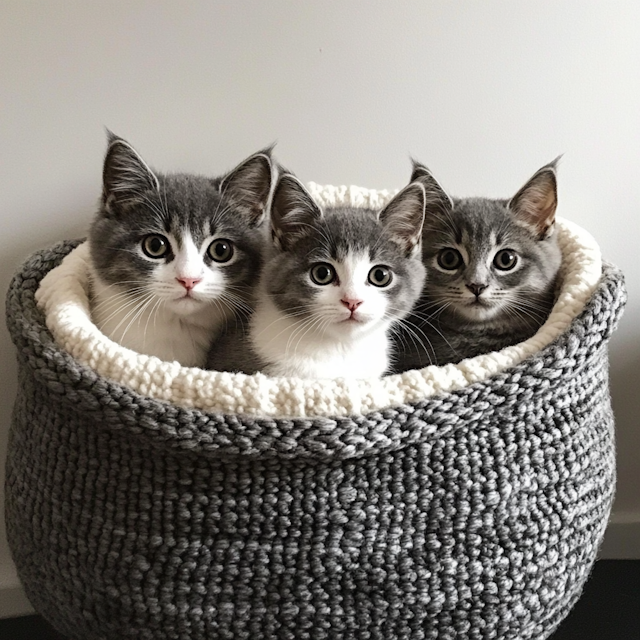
[207,239,234,263]
[437,248,463,270]
[310,263,336,285]
[494,249,518,271]
[368,265,392,287]
[142,234,169,259]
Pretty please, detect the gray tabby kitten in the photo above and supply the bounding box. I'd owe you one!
[392,158,562,371]
[89,132,274,367]
[207,173,427,379]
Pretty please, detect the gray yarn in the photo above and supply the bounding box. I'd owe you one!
[4,241,626,640]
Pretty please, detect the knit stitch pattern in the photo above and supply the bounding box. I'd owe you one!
[5,241,625,640]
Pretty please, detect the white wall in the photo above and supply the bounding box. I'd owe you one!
[1,0,638,617]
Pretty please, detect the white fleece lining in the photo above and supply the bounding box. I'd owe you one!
[35,183,602,419]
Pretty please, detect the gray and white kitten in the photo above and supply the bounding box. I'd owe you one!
[89,132,274,367]
[392,158,562,371]
[207,173,427,379]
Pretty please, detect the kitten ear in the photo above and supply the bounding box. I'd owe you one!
[409,160,454,214]
[378,182,426,255]
[270,173,323,251]
[509,157,561,239]
[219,147,276,227]
[102,131,160,212]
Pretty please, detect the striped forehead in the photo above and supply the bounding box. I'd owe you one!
[320,210,385,258]
[157,176,222,236]
[172,228,206,252]
[169,225,209,249]
[459,224,493,249]
[335,250,370,270]
[448,201,517,248]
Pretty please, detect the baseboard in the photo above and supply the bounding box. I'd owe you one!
[0,520,637,619]
[599,516,640,559]
[0,585,33,619]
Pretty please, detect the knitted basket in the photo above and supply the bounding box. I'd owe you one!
[4,185,626,640]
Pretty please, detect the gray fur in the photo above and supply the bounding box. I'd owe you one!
[5,239,626,640]
[392,160,562,371]
[207,174,427,375]
[207,319,263,374]
[89,132,273,327]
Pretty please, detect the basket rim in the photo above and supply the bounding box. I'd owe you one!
[6,239,625,458]
[32,184,604,420]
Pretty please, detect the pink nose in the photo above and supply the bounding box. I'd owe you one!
[176,276,202,291]
[341,298,363,312]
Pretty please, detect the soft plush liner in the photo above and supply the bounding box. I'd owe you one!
[35,184,602,418]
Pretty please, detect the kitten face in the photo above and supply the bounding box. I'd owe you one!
[265,176,426,341]
[423,197,560,323]
[412,159,562,328]
[91,174,261,319]
[90,134,273,321]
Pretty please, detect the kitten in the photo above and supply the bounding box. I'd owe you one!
[392,158,562,371]
[207,173,427,379]
[89,132,275,367]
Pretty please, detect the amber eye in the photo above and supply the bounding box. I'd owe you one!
[142,234,169,259]
[310,263,336,285]
[368,266,392,287]
[437,248,463,270]
[493,249,518,271]
[207,239,234,263]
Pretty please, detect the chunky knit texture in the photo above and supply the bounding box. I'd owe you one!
[5,238,626,640]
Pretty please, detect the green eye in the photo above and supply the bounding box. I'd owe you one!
[142,234,169,259]
[437,248,463,270]
[207,239,234,263]
[310,263,336,285]
[494,249,518,271]
[368,265,392,287]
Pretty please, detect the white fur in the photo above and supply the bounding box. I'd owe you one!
[90,233,236,367]
[250,251,394,379]
[106,138,160,193]
[35,184,602,419]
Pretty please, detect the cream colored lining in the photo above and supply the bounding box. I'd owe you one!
[36,183,602,418]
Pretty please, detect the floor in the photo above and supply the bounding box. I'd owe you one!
[1,560,638,639]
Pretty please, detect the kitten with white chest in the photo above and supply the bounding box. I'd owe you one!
[392,158,563,371]
[89,133,275,367]
[207,173,427,379]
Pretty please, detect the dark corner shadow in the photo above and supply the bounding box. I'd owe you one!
[607,323,640,512]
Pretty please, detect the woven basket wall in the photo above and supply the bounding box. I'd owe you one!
[5,241,626,640]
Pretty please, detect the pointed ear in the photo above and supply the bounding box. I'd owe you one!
[102,132,159,212]
[378,182,426,255]
[409,159,454,215]
[270,173,322,251]
[219,147,275,227]
[509,157,560,239]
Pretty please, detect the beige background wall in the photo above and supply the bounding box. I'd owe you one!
[1,0,639,617]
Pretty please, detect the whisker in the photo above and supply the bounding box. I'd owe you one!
[116,294,157,345]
